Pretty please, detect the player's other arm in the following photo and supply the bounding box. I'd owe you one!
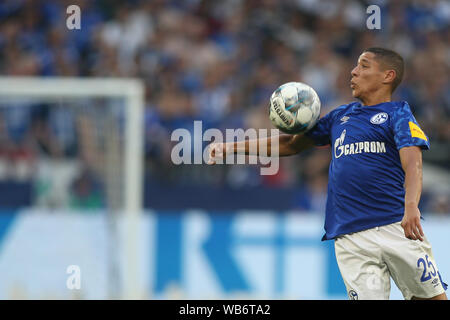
[399,146,425,241]
[207,133,315,165]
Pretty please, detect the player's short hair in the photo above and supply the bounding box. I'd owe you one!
[363,47,404,93]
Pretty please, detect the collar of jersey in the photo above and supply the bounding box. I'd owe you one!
[351,101,392,113]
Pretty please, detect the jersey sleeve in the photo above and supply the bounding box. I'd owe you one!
[390,101,430,150]
[305,104,348,146]
[305,111,334,146]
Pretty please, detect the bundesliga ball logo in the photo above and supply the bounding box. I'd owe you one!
[269,82,321,134]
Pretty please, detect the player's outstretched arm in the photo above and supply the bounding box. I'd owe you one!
[207,133,315,165]
[399,146,425,241]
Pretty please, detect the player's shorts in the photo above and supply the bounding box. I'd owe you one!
[334,221,447,300]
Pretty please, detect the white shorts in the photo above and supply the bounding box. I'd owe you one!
[334,221,446,300]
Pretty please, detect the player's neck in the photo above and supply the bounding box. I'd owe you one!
[360,91,392,107]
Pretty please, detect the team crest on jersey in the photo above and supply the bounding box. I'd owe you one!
[348,290,358,300]
[370,112,388,124]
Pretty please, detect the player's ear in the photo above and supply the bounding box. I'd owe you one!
[383,69,396,86]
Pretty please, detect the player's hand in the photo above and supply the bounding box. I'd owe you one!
[401,205,424,241]
[207,142,232,165]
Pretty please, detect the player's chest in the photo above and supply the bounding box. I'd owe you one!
[330,110,393,147]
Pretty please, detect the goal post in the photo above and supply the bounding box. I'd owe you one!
[0,76,145,299]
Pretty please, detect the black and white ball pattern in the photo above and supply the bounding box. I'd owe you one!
[269,82,321,134]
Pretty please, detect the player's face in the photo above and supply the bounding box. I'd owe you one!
[350,52,386,100]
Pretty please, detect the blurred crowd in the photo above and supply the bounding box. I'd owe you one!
[0,0,448,213]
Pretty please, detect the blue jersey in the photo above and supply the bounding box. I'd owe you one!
[305,101,430,240]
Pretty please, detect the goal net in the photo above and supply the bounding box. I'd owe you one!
[0,77,144,299]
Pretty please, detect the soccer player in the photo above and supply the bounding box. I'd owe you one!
[207,47,447,300]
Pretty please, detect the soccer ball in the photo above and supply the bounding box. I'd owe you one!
[269,82,321,134]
